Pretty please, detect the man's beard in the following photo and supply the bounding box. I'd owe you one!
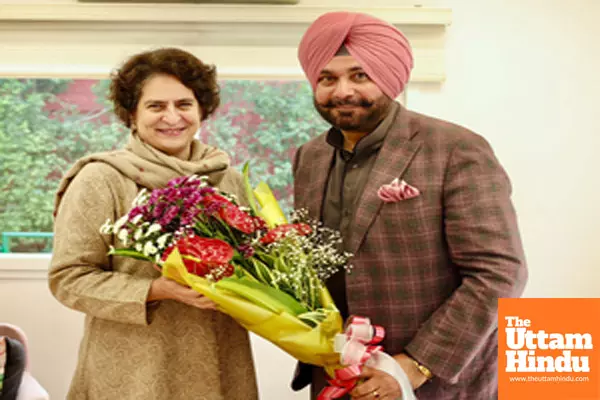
[314,95,392,132]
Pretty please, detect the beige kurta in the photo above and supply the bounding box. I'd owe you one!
[49,137,258,400]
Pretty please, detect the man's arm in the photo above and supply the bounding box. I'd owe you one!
[403,133,528,384]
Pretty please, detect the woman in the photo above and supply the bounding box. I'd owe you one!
[49,48,258,400]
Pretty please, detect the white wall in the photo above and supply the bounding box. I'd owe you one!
[0,256,308,400]
[0,277,82,399]
[1,0,599,399]
[406,0,600,298]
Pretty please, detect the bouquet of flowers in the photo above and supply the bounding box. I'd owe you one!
[99,164,351,368]
[99,165,417,400]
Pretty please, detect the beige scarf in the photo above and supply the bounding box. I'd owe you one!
[53,134,230,215]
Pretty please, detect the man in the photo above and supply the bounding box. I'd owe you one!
[292,11,527,400]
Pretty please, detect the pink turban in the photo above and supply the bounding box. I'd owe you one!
[298,12,414,99]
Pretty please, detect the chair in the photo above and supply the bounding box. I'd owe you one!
[0,324,49,400]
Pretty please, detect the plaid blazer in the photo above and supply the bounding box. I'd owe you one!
[292,104,527,399]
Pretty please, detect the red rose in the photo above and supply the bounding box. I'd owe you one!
[260,223,312,244]
[162,236,234,279]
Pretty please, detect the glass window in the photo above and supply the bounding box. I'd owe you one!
[0,78,327,253]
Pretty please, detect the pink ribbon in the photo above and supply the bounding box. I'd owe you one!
[317,316,386,400]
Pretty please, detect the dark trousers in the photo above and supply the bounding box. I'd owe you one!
[311,366,350,400]
[292,362,350,400]
[1,338,26,400]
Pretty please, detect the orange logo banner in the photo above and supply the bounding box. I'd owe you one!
[499,298,600,400]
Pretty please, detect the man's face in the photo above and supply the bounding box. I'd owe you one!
[314,55,392,133]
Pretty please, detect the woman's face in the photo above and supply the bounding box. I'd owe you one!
[133,74,201,160]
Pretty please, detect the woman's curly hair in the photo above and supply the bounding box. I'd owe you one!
[109,47,220,127]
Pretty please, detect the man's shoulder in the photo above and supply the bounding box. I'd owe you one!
[405,108,490,148]
[293,132,329,180]
[298,131,329,153]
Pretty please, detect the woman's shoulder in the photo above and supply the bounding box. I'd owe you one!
[60,156,134,205]
[56,158,138,219]
[65,146,131,184]
[69,160,127,190]
[218,167,243,191]
[216,167,248,203]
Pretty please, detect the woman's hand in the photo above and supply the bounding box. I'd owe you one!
[147,276,217,310]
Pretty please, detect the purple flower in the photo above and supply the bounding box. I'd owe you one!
[184,193,203,209]
[164,188,181,203]
[180,187,195,198]
[159,205,181,226]
[180,208,200,226]
[168,176,190,188]
[185,178,204,188]
[237,244,255,258]
[199,187,215,196]
[139,205,150,217]
[128,206,145,219]
[203,201,222,215]
[152,202,167,219]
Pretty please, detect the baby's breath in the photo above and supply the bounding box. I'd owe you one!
[256,208,353,312]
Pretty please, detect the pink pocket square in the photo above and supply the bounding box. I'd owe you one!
[377,178,420,203]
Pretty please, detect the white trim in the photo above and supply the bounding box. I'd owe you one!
[0,254,51,281]
[0,4,452,26]
[0,65,445,82]
[0,65,307,80]
[0,4,451,83]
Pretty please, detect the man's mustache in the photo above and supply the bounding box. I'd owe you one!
[321,98,374,108]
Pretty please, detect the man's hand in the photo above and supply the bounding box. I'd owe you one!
[392,353,429,390]
[349,366,401,400]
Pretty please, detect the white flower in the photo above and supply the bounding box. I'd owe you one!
[118,229,129,246]
[113,214,129,232]
[135,243,143,252]
[145,223,162,237]
[143,241,158,256]
[132,189,149,206]
[131,214,143,225]
[195,175,208,186]
[134,228,143,241]
[156,233,171,249]
[99,218,114,235]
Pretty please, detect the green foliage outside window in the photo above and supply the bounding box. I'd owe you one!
[0,78,328,252]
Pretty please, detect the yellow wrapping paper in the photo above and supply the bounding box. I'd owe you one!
[162,248,343,369]
[253,181,288,228]
[242,162,288,228]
